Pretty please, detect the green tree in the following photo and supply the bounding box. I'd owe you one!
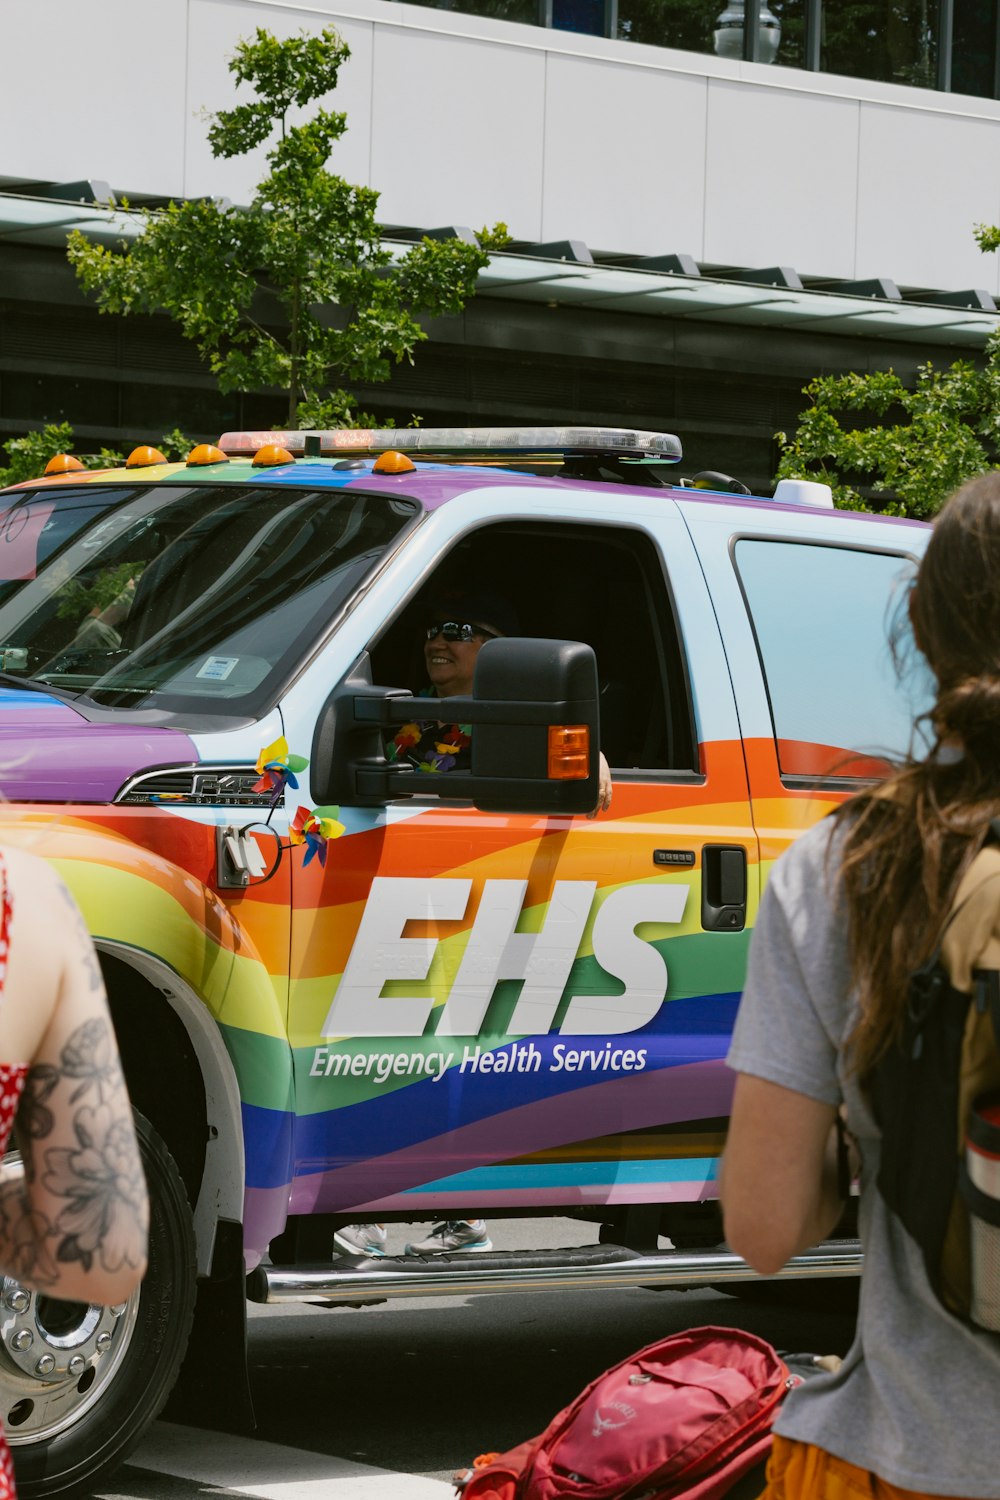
[775,332,1000,519]
[67,26,507,430]
[0,423,120,489]
[0,423,191,489]
[777,217,1000,519]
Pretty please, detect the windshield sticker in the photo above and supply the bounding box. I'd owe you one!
[0,499,54,581]
[196,655,240,681]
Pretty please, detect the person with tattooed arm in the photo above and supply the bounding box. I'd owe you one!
[0,848,148,1301]
[0,846,148,1494]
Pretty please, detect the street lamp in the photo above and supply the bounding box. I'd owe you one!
[714,0,782,62]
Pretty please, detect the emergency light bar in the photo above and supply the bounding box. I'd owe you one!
[217,426,683,462]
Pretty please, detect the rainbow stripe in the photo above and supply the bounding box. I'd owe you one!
[0,719,843,1261]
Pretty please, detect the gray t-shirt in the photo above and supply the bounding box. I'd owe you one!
[728,816,1000,1497]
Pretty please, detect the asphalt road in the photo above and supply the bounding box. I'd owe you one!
[158,1217,859,1490]
[246,1282,857,1484]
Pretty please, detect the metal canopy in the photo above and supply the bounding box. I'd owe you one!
[0,196,140,249]
[0,190,996,349]
[473,255,999,347]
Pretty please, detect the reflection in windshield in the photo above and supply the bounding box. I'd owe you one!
[0,484,417,714]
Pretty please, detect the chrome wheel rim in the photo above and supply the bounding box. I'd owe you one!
[0,1276,141,1444]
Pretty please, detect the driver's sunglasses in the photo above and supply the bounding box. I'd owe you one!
[425,620,498,643]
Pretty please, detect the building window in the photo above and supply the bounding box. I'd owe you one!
[822,0,939,87]
[398,0,1000,100]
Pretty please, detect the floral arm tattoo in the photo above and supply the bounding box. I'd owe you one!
[0,1018,147,1291]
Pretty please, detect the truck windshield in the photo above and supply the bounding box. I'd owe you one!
[0,482,418,714]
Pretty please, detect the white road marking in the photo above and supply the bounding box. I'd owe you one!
[129,1421,455,1498]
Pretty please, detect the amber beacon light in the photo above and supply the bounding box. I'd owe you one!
[126,446,168,468]
[252,444,295,468]
[373,450,416,475]
[186,444,228,467]
[43,453,86,476]
[548,724,590,780]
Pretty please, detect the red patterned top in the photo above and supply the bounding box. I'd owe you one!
[0,856,29,1499]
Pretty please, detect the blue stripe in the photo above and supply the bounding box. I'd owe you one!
[242,1103,294,1190]
[290,992,740,1176]
[0,690,64,707]
[249,997,739,1189]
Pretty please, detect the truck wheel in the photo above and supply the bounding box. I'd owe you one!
[2,1111,197,1498]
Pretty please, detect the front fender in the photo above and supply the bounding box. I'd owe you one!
[0,810,295,1268]
[101,941,245,1275]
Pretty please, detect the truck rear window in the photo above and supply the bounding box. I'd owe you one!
[0,483,418,716]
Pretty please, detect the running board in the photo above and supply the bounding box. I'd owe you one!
[248,1239,862,1305]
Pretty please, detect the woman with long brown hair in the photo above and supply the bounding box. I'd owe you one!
[722,472,1000,1499]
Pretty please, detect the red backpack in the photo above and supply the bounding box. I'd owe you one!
[455,1326,795,1500]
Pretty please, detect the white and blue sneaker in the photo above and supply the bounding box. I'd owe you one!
[404,1220,492,1255]
[333,1223,388,1257]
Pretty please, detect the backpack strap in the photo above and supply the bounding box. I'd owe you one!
[939,847,1000,997]
[972,968,1000,1053]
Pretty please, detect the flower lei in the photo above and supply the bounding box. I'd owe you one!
[388,715,472,773]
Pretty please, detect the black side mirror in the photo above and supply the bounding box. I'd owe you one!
[469,638,599,813]
[312,638,600,815]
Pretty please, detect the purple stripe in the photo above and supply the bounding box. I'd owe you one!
[0,695,198,801]
[243,1184,293,1270]
[288,1059,732,1215]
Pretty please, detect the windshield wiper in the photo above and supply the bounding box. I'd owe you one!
[0,672,82,701]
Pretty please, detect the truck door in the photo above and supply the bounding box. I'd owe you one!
[679,503,927,876]
[282,492,759,1233]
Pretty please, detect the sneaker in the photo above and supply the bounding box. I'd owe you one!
[333,1223,387,1258]
[404,1220,492,1255]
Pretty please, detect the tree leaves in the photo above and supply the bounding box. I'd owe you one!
[777,328,1000,518]
[67,24,507,428]
[0,423,188,487]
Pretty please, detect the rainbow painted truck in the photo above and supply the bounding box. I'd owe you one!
[0,428,929,1494]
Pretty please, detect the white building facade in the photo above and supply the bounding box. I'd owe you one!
[5,0,1000,294]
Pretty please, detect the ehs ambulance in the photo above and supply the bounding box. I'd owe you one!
[0,427,929,1493]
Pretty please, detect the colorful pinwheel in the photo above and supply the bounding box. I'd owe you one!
[289,804,345,868]
[253,736,309,806]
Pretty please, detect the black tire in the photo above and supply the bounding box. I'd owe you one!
[4,1111,197,1498]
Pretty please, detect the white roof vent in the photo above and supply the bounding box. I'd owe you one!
[772,478,834,509]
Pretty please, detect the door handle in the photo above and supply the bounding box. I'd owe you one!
[701,845,746,932]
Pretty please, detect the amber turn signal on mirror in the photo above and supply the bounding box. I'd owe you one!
[548,724,589,780]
